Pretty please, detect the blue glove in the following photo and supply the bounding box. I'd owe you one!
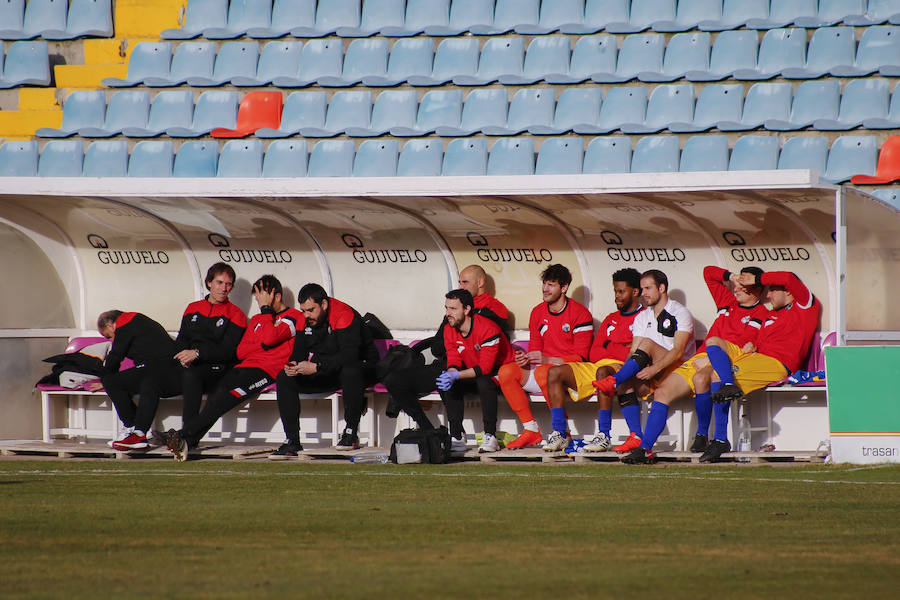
[436,370,460,391]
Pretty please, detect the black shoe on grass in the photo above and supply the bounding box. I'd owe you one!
[699,439,731,463]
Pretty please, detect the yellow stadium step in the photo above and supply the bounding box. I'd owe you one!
[17,89,60,111]
[83,38,159,65]
[115,0,186,38]
[54,64,128,88]
[0,110,62,137]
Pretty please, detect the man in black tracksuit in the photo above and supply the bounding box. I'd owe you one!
[271,283,379,456]
[96,310,178,450]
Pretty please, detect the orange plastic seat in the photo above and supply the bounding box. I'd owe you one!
[851,136,900,184]
[211,91,283,138]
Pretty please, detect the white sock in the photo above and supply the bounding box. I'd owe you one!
[134,429,145,437]
[523,420,539,432]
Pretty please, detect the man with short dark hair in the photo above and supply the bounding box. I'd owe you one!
[497,264,593,449]
[270,283,379,456]
[95,310,178,451]
[437,288,515,453]
[166,275,302,461]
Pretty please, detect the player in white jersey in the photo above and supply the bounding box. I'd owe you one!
[593,269,694,461]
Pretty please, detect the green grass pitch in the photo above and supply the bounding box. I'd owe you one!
[1,460,898,599]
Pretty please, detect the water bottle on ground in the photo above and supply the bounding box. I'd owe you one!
[737,415,751,463]
[350,451,389,464]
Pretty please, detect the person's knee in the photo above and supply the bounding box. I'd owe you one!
[497,362,521,387]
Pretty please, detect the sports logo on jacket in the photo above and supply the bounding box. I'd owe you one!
[562,323,571,333]
[216,318,224,327]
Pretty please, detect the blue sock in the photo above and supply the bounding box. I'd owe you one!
[597,409,612,437]
[706,346,735,385]
[621,403,643,438]
[711,381,722,394]
[694,391,712,437]
[551,407,567,434]
[614,358,640,386]
[714,400,731,443]
[641,401,669,450]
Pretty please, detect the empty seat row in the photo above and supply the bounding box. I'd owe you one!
[44,79,900,140]
[107,27,900,91]
[161,0,900,40]
[0,41,49,88]
[3,134,890,184]
[0,0,112,40]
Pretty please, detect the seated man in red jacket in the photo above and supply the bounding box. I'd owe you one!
[166,274,302,461]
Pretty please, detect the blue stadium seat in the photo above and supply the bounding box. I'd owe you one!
[38,140,84,177]
[82,140,128,177]
[732,28,806,80]
[765,80,840,131]
[381,0,450,36]
[591,33,665,83]
[718,82,791,131]
[470,0,539,35]
[679,135,729,172]
[831,25,900,76]
[292,0,360,37]
[638,31,710,82]
[1,0,66,40]
[162,0,227,39]
[528,87,602,135]
[746,0,817,29]
[271,39,342,87]
[363,37,434,86]
[35,91,106,138]
[668,83,742,133]
[188,41,260,87]
[247,0,315,38]
[391,89,462,136]
[814,78,891,130]
[631,136,680,173]
[301,90,371,138]
[685,30,758,81]
[352,139,399,176]
[583,136,631,174]
[261,139,307,177]
[79,90,151,138]
[0,141,38,176]
[699,0,768,31]
[232,41,302,86]
[607,0,677,34]
[535,137,583,174]
[621,83,694,134]
[42,0,112,39]
[166,90,238,137]
[217,139,263,177]
[0,0,25,39]
[204,0,272,39]
[545,34,616,84]
[871,188,900,209]
[407,37,478,86]
[777,137,828,175]
[796,0,866,27]
[728,136,779,170]
[453,36,524,85]
[173,141,218,177]
[346,89,416,136]
[102,42,172,87]
[483,88,554,135]
[822,136,878,183]
[499,36,570,85]
[0,41,50,88]
[127,140,174,177]
[574,86,646,134]
[435,88,507,136]
[515,0,585,35]
[122,90,194,137]
[844,0,900,25]
[256,91,325,137]
[397,139,442,175]
[653,0,720,32]
[487,137,534,175]
[144,42,216,87]
[782,27,856,79]
[307,140,355,177]
[336,0,403,37]
[318,38,388,87]
[425,0,494,36]
[864,81,900,128]
[442,137,487,175]
[561,0,628,35]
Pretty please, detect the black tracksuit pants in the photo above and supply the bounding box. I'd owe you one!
[103,362,180,434]
[441,375,499,439]
[181,367,273,447]
[382,363,443,431]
